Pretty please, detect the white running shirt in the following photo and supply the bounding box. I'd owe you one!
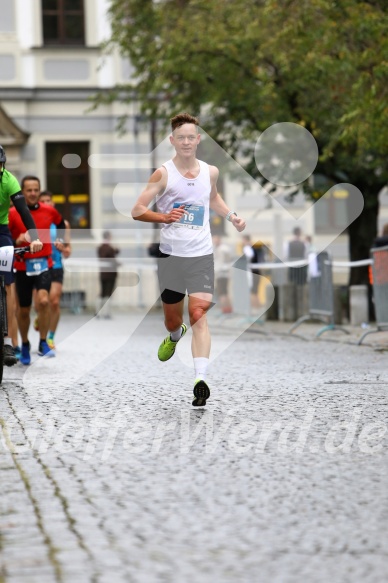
[156,159,213,257]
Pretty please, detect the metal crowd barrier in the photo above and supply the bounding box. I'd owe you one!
[288,251,349,337]
[247,258,311,325]
[357,245,388,345]
[229,256,268,332]
[61,258,158,312]
[61,289,86,314]
[231,256,251,317]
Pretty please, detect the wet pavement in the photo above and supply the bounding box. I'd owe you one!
[1,310,387,583]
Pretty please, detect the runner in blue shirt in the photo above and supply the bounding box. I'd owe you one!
[34,190,71,350]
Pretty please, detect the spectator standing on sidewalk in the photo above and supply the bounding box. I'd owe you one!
[9,175,66,364]
[305,234,319,279]
[286,226,307,285]
[372,223,388,248]
[0,147,43,366]
[213,235,233,313]
[96,231,120,319]
[369,223,388,320]
[242,234,263,311]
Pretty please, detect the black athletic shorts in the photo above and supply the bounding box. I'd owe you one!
[251,269,261,294]
[0,225,15,285]
[15,268,52,308]
[51,267,64,284]
[157,252,214,304]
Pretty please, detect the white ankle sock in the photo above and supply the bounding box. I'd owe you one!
[4,338,12,347]
[194,357,209,381]
[170,326,183,342]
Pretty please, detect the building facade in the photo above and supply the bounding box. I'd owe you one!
[1,0,386,308]
[0,0,153,243]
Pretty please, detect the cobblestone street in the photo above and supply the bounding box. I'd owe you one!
[1,310,387,583]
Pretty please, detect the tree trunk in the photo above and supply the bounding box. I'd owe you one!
[347,188,379,286]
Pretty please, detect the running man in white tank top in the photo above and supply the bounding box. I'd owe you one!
[132,113,246,406]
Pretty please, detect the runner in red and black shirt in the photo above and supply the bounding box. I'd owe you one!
[8,175,66,364]
[0,146,43,367]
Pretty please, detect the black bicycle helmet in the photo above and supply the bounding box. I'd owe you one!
[0,145,6,163]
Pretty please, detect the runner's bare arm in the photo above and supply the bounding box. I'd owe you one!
[63,220,72,258]
[55,220,71,257]
[131,168,187,224]
[209,166,246,232]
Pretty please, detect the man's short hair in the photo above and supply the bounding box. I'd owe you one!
[39,190,53,199]
[21,175,41,190]
[170,113,199,132]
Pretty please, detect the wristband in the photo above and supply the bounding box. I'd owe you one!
[226,211,237,222]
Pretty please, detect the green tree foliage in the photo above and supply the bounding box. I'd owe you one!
[103,0,388,283]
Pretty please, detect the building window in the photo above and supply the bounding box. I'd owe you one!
[42,0,85,45]
[45,142,90,229]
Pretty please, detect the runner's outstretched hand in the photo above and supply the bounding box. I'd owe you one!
[232,215,246,232]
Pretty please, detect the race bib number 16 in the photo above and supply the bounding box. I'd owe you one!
[173,203,204,229]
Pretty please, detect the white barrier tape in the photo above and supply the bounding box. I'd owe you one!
[63,258,157,272]
[249,258,373,269]
[249,260,309,269]
[331,259,372,268]
[63,257,373,271]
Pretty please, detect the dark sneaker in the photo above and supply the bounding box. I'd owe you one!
[38,340,55,358]
[3,345,17,367]
[20,342,31,366]
[157,324,187,362]
[192,379,210,407]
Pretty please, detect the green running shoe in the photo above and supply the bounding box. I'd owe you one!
[157,324,187,362]
[192,379,210,407]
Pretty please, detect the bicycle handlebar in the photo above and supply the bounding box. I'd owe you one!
[14,246,36,257]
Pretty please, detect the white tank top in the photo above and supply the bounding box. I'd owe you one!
[156,159,213,257]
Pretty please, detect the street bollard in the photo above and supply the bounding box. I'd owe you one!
[349,285,368,326]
